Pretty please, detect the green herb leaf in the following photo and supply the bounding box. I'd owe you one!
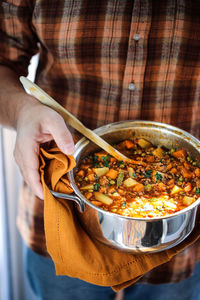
[92,156,100,167]
[93,156,98,163]
[121,201,126,208]
[196,188,200,194]
[117,160,123,167]
[107,155,111,160]
[93,183,100,191]
[155,172,163,182]
[133,172,137,178]
[144,170,152,178]
[117,172,124,187]
[102,155,110,167]
[156,207,163,211]
[149,198,157,202]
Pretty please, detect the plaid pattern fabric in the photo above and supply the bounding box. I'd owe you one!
[1,0,200,284]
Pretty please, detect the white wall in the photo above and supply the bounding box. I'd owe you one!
[2,128,26,300]
[0,128,11,300]
[1,55,39,300]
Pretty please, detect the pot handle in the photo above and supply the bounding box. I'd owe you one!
[50,190,85,212]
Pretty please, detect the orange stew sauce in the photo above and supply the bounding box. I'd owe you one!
[75,138,200,218]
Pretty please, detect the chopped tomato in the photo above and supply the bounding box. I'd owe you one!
[76,139,198,218]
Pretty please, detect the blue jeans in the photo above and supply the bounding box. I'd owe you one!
[25,245,200,300]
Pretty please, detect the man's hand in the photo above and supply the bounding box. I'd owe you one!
[14,99,74,199]
[0,66,74,199]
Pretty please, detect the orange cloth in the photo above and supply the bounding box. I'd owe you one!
[40,146,200,291]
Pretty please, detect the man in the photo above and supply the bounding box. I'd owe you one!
[0,1,200,299]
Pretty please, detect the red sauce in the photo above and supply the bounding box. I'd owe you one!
[75,138,200,218]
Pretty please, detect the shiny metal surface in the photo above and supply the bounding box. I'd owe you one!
[67,121,200,253]
[50,190,85,212]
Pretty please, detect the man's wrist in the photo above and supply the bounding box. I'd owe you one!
[11,92,39,130]
[0,65,39,129]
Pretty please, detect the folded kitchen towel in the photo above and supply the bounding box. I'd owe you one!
[40,145,200,291]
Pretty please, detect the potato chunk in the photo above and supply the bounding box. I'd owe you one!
[94,167,109,177]
[128,167,137,178]
[137,138,152,149]
[183,196,195,206]
[170,185,182,195]
[94,192,113,205]
[80,184,94,190]
[152,147,164,158]
[123,178,138,187]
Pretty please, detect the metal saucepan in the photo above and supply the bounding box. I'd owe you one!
[55,121,200,253]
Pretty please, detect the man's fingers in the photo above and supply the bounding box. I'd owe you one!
[22,165,43,199]
[45,114,75,155]
[14,106,75,199]
[26,168,44,199]
[14,140,44,199]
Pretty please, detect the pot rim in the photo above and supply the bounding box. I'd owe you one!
[69,120,200,221]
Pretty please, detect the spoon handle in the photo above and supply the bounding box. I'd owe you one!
[19,76,131,162]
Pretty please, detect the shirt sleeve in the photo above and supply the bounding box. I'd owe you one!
[0,1,39,76]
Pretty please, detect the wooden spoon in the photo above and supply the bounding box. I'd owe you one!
[19,76,132,163]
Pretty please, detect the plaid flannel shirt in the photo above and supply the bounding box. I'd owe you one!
[1,0,200,284]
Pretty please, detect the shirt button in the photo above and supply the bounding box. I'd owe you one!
[133,33,140,41]
[128,82,136,91]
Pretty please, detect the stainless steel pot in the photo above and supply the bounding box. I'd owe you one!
[58,121,200,253]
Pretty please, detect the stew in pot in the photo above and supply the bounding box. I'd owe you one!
[75,138,200,218]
